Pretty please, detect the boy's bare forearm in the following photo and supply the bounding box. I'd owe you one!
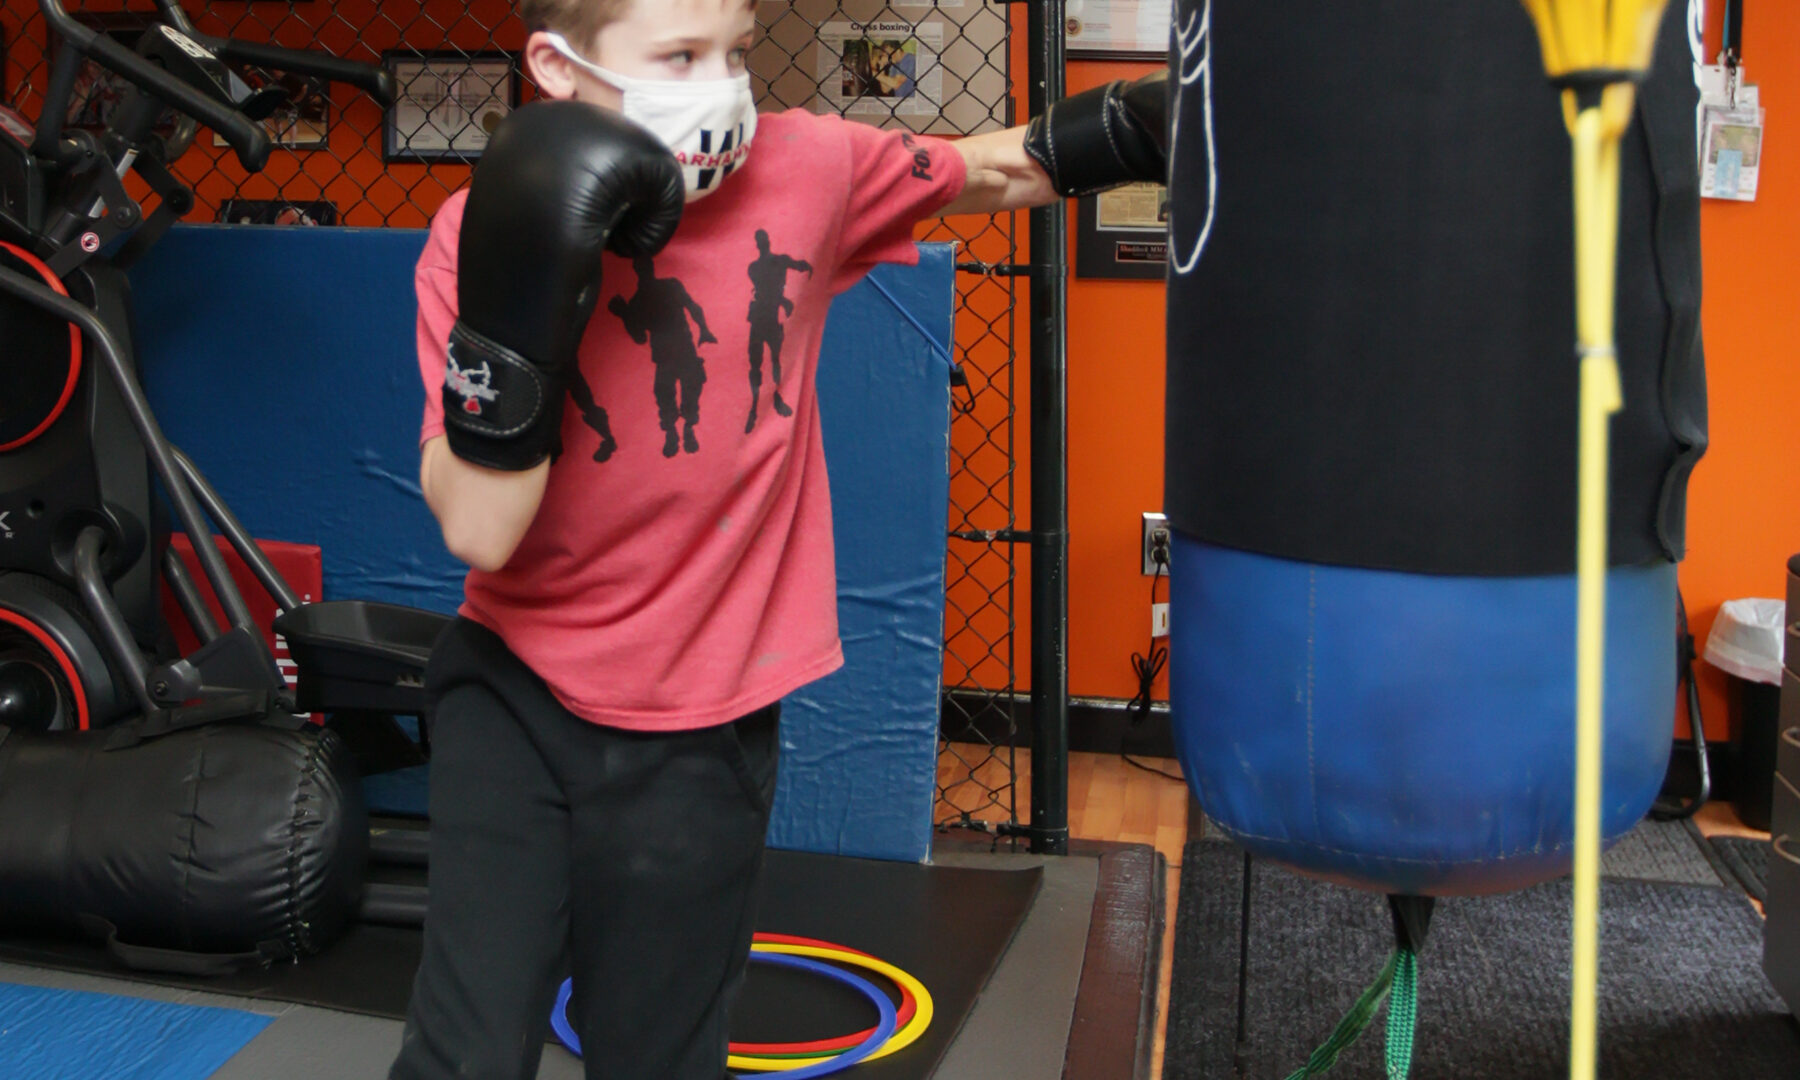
[420,435,549,572]
[937,126,1060,217]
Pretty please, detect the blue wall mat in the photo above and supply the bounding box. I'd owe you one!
[132,227,463,612]
[130,226,954,863]
[0,981,272,1080]
[775,252,955,861]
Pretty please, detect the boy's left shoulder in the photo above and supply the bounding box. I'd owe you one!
[753,110,944,172]
[752,108,847,152]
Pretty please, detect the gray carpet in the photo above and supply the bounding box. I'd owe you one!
[1191,816,1728,889]
[1165,837,1800,1079]
[1598,818,1727,886]
[1709,835,1771,904]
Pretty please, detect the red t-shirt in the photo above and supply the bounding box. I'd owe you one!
[416,109,966,731]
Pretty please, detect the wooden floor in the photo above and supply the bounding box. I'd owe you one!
[938,747,1191,1079]
[937,747,1770,1080]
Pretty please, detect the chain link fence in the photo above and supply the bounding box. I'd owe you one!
[0,0,1026,833]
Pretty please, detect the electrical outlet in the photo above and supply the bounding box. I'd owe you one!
[1141,512,1170,576]
[1151,602,1170,638]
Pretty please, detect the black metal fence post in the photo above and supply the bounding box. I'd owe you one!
[1026,0,1069,856]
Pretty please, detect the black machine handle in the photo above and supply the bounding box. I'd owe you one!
[208,39,397,107]
[38,0,270,171]
[149,0,396,108]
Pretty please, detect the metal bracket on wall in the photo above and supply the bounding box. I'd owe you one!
[955,261,1031,276]
[950,529,1032,545]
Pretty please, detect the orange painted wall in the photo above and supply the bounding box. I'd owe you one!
[1061,59,1169,703]
[935,46,1173,707]
[1681,1,1800,741]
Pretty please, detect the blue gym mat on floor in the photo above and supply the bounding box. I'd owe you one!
[0,981,271,1079]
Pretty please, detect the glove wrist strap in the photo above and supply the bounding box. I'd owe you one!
[442,321,565,471]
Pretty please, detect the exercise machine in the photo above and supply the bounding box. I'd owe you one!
[0,0,446,742]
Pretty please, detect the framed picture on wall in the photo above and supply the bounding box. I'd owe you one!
[57,13,183,141]
[1075,181,1168,280]
[1066,0,1173,60]
[382,50,518,164]
[214,72,331,152]
[217,198,339,226]
[755,0,1008,137]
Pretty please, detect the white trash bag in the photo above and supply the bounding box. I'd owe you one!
[1702,597,1787,685]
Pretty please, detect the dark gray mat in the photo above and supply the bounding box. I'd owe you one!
[1710,836,1771,904]
[1190,815,1724,886]
[0,851,1041,1080]
[0,844,1116,1080]
[1598,818,1725,886]
[1165,842,1800,1079]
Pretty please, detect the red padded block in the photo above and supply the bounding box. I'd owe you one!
[159,534,323,717]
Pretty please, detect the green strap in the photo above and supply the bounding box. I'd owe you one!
[1384,948,1418,1079]
[1282,947,1419,1080]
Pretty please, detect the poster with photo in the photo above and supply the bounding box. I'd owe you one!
[817,21,944,121]
[755,0,1005,135]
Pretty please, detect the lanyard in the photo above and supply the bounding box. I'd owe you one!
[1721,0,1744,68]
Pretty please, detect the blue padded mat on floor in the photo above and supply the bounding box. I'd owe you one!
[363,765,430,817]
[0,982,272,1079]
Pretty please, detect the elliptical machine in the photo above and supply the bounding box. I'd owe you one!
[0,0,447,741]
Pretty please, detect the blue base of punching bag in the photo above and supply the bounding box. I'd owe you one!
[1170,534,1676,897]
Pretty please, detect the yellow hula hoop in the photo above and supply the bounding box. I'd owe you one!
[727,942,935,1072]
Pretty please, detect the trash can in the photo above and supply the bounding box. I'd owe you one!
[1705,597,1788,830]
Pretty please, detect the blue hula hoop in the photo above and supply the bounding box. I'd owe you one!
[550,951,898,1079]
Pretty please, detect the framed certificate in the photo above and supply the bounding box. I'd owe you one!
[382,51,518,164]
[1075,181,1168,280]
[1066,0,1172,60]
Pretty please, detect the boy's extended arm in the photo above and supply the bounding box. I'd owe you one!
[937,71,1169,218]
[421,436,549,572]
[937,126,1060,217]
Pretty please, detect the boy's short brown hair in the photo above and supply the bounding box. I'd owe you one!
[517,0,633,50]
[519,0,758,49]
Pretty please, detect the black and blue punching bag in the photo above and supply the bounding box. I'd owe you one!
[1164,0,1706,896]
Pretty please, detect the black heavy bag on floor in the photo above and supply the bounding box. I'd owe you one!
[0,721,368,972]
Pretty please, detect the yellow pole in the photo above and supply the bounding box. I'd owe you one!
[1568,100,1620,1080]
[1518,7,1663,1076]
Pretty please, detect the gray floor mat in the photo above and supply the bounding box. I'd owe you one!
[1165,841,1800,1079]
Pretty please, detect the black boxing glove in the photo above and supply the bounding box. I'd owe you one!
[443,100,684,470]
[1023,70,1169,198]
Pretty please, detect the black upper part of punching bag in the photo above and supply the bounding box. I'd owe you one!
[1163,0,1707,576]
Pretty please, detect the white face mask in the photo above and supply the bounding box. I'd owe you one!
[543,31,756,202]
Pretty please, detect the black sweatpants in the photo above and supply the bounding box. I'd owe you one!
[390,617,780,1080]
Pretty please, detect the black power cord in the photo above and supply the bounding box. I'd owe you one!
[1650,589,1710,821]
[1123,534,1181,782]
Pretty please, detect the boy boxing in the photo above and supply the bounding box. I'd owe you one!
[399,1,1166,1076]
